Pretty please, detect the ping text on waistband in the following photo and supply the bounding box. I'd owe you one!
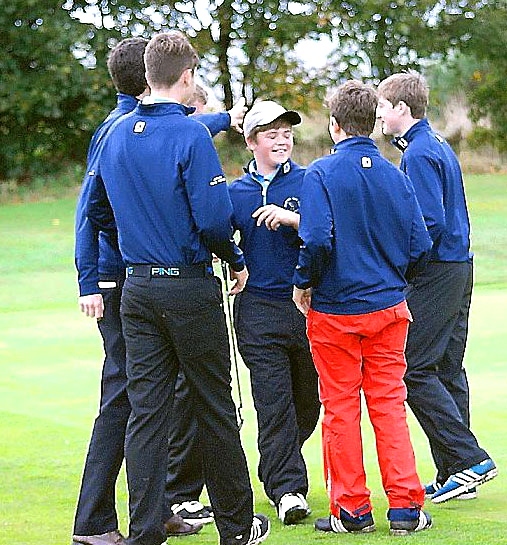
[126,263,210,279]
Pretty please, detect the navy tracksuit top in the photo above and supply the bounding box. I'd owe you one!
[229,159,304,300]
[88,101,244,271]
[294,136,432,315]
[75,97,234,295]
[394,118,472,263]
[75,93,136,296]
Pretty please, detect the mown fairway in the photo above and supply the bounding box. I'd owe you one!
[0,174,506,545]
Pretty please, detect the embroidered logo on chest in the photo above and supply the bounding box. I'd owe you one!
[284,196,300,212]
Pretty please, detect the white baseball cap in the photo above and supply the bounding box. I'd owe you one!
[243,100,301,139]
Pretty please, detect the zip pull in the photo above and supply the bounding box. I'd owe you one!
[261,184,268,206]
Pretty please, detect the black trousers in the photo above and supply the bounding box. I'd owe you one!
[121,275,253,545]
[233,290,321,503]
[165,370,204,507]
[405,260,489,482]
[73,277,206,536]
[73,277,130,536]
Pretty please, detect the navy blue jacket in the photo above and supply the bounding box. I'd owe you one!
[75,93,136,296]
[75,97,233,295]
[294,137,432,315]
[229,159,304,300]
[87,101,244,271]
[394,118,471,262]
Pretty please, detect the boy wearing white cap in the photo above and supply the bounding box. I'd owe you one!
[228,101,321,526]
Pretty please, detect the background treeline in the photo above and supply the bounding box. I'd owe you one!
[1,0,506,184]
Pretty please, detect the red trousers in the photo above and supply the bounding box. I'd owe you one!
[307,301,424,517]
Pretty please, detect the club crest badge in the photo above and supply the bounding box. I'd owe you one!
[284,196,300,212]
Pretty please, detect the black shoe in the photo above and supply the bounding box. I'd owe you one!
[388,508,432,536]
[315,509,375,534]
[164,514,203,536]
[221,514,270,545]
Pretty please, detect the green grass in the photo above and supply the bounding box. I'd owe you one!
[0,175,506,545]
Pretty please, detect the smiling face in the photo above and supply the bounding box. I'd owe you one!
[246,122,294,175]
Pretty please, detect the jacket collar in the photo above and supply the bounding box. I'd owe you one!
[244,158,292,179]
[137,100,195,116]
[331,135,376,154]
[392,118,430,151]
[117,93,139,114]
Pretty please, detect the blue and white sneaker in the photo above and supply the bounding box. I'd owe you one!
[431,459,498,504]
[424,481,442,498]
[425,481,477,500]
[455,487,478,500]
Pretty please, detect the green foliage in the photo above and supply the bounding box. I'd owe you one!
[467,126,502,151]
[0,164,84,204]
[0,1,115,180]
[322,0,440,81]
[2,0,507,182]
[462,4,507,151]
[64,0,333,110]
[424,1,507,153]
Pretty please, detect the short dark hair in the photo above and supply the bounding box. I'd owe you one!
[107,37,149,96]
[327,80,378,136]
[377,71,429,119]
[144,31,199,89]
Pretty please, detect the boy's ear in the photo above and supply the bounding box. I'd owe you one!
[329,116,340,135]
[245,134,256,151]
[181,67,194,88]
[397,100,411,116]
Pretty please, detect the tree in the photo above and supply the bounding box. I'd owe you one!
[65,0,333,110]
[3,0,505,180]
[0,1,114,180]
[459,2,507,150]
[320,0,439,81]
[412,0,507,151]
[316,0,503,86]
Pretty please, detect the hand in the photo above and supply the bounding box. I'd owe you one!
[252,204,299,231]
[229,266,249,295]
[228,97,247,133]
[79,293,104,319]
[293,286,312,316]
